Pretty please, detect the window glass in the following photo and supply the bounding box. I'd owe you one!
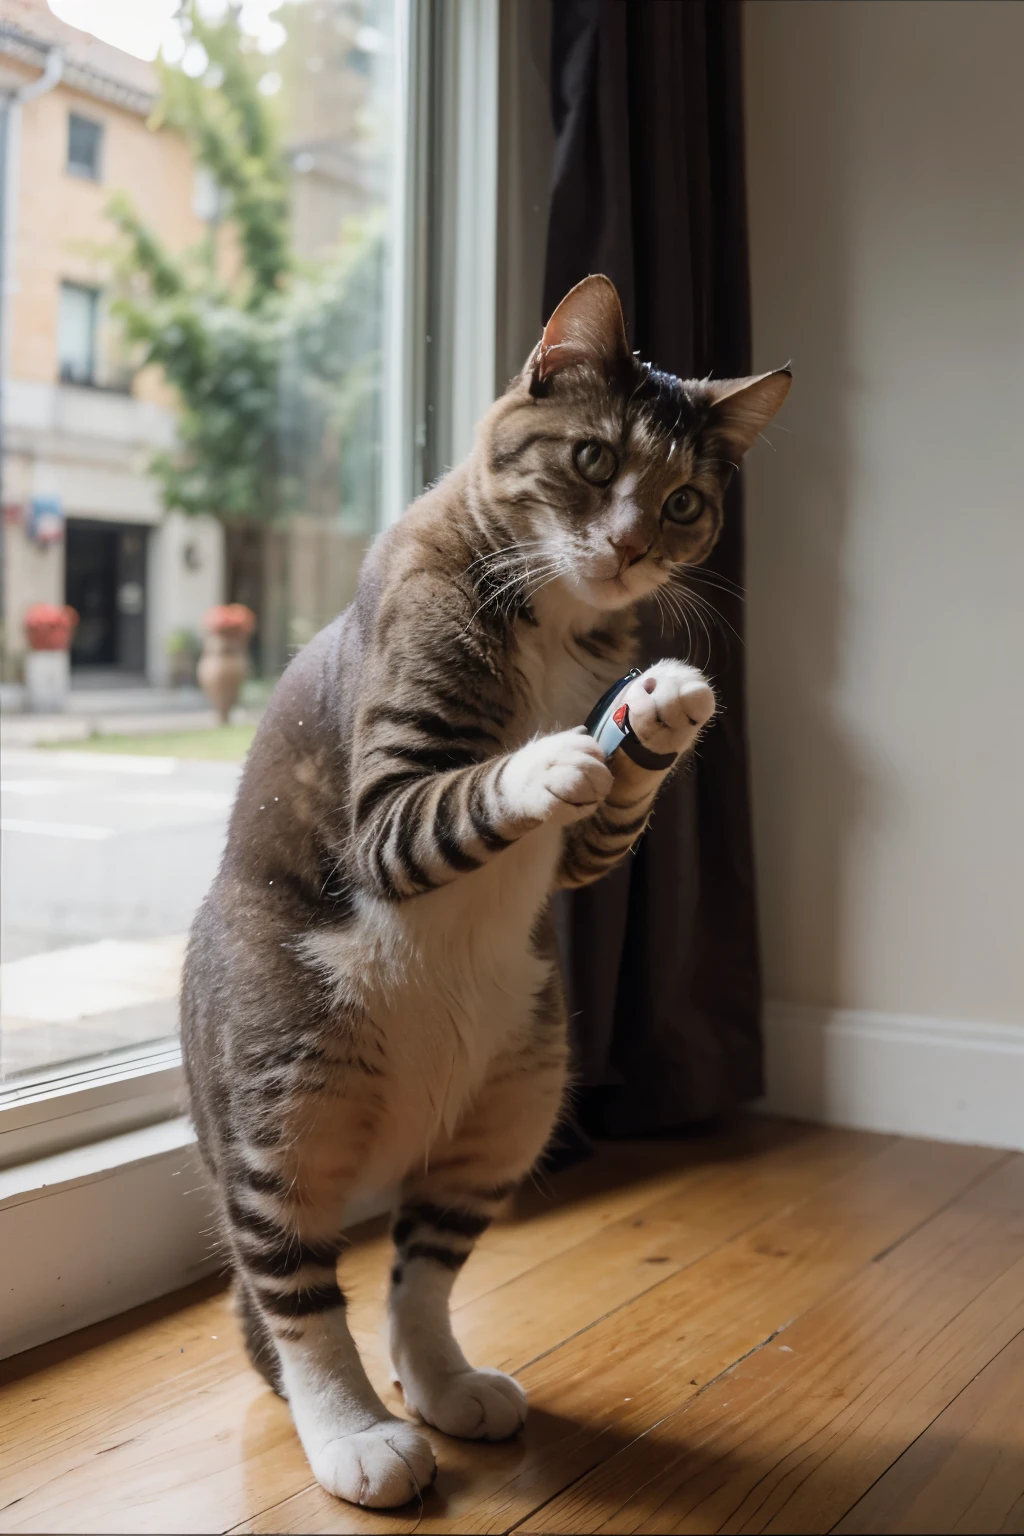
[57,282,99,384]
[67,112,103,179]
[1,0,399,1084]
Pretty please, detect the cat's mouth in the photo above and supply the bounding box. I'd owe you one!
[573,559,661,610]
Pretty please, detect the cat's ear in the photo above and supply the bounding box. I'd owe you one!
[529,275,630,385]
[702,369,792,456]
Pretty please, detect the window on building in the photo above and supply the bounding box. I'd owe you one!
[67,112,103,180]
[57,281,99,385]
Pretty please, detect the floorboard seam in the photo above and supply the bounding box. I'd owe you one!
[824,1316,1024,1535]
[497,1168,1024,1536]
[869,1151,1016,1263]
[508,1207,799,1379]
[504,1324,795,1535]
[453,1131,893,1333]
[505,1131,902,1380]
[452,1153,763,1318]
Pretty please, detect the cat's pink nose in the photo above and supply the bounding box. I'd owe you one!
[609,535,649,571]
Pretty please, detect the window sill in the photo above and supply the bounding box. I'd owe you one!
[0,1042,184,1170]
[57,375,133,396]
[0,1096,392,1362]
[0,1116,218,1361]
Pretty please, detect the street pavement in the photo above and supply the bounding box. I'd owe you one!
[1,703,264,748]
[0,747,241,1079]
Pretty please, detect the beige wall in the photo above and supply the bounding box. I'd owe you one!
[146,512,224,687]
[743,0,1024,1026]
[11,76,203,398]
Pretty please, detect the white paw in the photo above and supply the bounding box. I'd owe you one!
[623,660,716,760]
[307,1420,436,1509]
[502,727,613,826]
[403,1366,527,1441]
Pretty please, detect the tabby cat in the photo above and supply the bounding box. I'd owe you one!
[181,274,790,1508]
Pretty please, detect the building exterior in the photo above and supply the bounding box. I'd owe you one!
[0,0,394,696]
[0,0,223,689]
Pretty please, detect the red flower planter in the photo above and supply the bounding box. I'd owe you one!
[203,604,257,642]
[197,604,256,723]
[24,603,79,652]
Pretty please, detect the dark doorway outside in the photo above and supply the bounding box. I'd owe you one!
[65,520,148,677]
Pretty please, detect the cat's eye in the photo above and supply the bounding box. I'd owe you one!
[573,439,618,486]
[663,485,705,525]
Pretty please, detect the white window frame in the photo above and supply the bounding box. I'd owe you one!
[383,0,500,519]
[0,0,504,1362]
[0,1042,182,1171]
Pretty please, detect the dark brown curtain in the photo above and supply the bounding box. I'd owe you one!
[545,0,763,1136]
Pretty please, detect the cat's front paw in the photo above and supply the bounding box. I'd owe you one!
[502,727,613,826]
[623,661,716,761]
[307,1419,436,1508]
[402,1366,527,1441]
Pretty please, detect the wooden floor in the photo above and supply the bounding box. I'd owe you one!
[2,1117,1024,1534]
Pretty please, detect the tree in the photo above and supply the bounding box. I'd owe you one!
[109,2,384,534]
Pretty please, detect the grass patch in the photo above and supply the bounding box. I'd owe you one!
[46,723,258,762]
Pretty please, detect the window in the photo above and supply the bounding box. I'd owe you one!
[57,281,99,385]
[6,1,417,1094]
[67,112,103,180]
[0,0,500,1356]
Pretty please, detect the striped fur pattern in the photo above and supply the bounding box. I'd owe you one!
[181,276,789,1508]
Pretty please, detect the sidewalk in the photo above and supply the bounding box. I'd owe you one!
[1,746,242,1077]
[1,703,265,748]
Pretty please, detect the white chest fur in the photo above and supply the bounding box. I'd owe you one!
[300,592,622,1185]
[510,589,622,739]
[301,827,559,1188]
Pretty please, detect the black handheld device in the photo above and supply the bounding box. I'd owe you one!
[583,669,676,771]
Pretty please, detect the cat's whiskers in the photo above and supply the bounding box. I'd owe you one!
[650,571,732,670]
[465,538,549,577]
[466,563,533,620]
[462,552,564,632]
[687,594,716,668]
[680,564,746,601]
[669,590,702,666]
[507,557,567,620]
[679,579,742,638]
[652,578,697,662]
[667,573,745,654]
[521,557,571,609]
[649,585,674,640]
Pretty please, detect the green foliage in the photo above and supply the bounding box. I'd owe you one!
[46,724,258,762]
[108,2,384,532]
[277,221,385,531]
[154,7,290,303]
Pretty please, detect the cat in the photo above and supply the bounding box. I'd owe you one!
[181,274,790,1509]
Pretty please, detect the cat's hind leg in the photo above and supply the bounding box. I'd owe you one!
[389,1015,567,1441]
[234,1273,283,1395]
[218,1058,436,1507]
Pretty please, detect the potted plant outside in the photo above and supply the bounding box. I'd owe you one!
[164,628,201,690]
[23,603,78,713]
[197,603,255,723]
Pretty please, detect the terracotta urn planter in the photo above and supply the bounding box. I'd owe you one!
[197,604,255,723]
[24,603,78,714]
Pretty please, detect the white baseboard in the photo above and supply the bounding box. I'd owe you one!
[759,1002,1024,1152]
